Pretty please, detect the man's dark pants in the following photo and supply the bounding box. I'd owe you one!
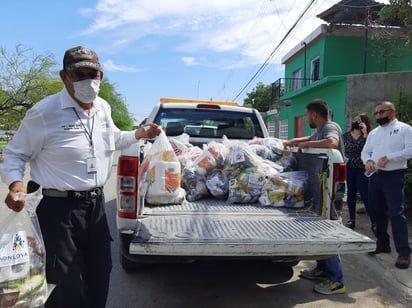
[368,171,411,257]
[36,193,112,308]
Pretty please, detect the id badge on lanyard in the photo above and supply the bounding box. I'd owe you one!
[87,157,97,174]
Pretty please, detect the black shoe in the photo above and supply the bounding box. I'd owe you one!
[369,243,391,255]
[345,220,355,229]
[395,255,410,269]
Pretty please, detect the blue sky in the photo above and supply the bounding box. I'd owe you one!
[1,0,389,124]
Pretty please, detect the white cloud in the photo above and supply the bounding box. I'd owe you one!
[103,60,141,73]
[78,0,391,69]
[181,56,207,66]
[181,57,197,66]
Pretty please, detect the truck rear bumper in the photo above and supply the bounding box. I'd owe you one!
[129,214,375,257]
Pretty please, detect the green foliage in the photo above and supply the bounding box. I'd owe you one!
[243,82,272,112]
[99,79,133,130]
[379,1,412,45]
[0,45,60,129]
[392,94,412,207]
[0,44,134,132]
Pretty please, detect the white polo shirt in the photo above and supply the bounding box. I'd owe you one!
[1,87,138,190]
[361,119,412,171]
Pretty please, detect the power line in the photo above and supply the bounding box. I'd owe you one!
[232,0,317,102]
[214,0,272,99]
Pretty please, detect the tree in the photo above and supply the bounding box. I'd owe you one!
[99,79,134,130]
[0,45,134,131]
[243,82,272,112]
[379,1,412,44]
[391,92,412,207]
[0,45,59,129]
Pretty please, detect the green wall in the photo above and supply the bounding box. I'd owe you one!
[280,80,347,139]
[279,28,412,140]
[285,34,412,81]
[324,36,365,76]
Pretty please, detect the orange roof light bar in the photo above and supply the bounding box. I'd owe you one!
[160,97,238,106]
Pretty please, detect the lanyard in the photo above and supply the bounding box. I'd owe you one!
[73,107,95,148]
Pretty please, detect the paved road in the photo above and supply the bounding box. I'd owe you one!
[1,159,412,307]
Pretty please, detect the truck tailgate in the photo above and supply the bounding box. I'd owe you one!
[130,200,375,257]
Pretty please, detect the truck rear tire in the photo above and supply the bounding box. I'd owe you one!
[119,232,142,272]
[120,252,142,272]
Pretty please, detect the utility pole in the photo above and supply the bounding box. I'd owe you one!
[363,6,370,74]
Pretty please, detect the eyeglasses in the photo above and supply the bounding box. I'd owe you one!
[374,109,391,116]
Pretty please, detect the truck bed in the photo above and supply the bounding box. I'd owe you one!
[130,199,375,259]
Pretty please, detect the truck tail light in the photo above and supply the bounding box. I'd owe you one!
[117,155,139,219]
[331,163,347,220]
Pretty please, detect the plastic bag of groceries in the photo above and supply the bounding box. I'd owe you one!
[180,167,209,201]
[259,171,308,208]
[191,141,227,177]
[206,170,229,199]
[281,171,308,208]
[139,129,185,205]
[0,184,51,307]
[168,133,192,158]
[248,137,285,161]
[223,139,280,203]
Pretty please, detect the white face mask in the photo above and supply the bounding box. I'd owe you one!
[72,79,101,103]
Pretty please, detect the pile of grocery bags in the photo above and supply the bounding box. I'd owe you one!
[139,131,308,208]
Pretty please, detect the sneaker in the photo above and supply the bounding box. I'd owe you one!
[314,280,346,295]
[395,255,410,269]
[299,268,328,281]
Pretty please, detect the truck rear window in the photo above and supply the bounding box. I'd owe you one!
[153,107,264,139]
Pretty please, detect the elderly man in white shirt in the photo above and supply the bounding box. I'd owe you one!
[361,101,412,269]
[1,46,160,308]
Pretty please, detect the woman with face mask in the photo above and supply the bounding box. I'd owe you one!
[342,113,375,233]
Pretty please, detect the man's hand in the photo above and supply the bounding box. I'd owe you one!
[377,156,389,168]
[135,123,161,140]
[5,181,26,212]
[297,141,311,150]
[364,160,375,173]
[283,138,300,148]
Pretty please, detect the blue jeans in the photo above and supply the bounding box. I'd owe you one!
[317,255,343,284]
[368,172,411,257]
[346,167,375,224]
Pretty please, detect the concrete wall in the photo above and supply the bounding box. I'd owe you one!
[346,71,412,116]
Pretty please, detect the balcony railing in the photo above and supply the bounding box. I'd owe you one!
[270,78,313,109]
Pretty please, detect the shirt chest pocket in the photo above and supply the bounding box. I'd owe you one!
[97,112,115,152]
[386,130,403,149]
[102,130,115,152]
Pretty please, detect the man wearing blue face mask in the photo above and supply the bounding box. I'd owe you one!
[361,101,412,269]
[1,46,161,307]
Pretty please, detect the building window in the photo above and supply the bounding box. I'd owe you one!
[311,57,320,83]
[292,69,301,91]
[267,121,276,137]
[279,119,288,140]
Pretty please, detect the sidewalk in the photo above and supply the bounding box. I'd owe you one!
[340,203,412,305]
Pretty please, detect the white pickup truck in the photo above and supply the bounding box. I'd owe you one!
[116,98,375,271]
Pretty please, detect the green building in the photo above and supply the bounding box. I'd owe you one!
[267,13,412,139]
